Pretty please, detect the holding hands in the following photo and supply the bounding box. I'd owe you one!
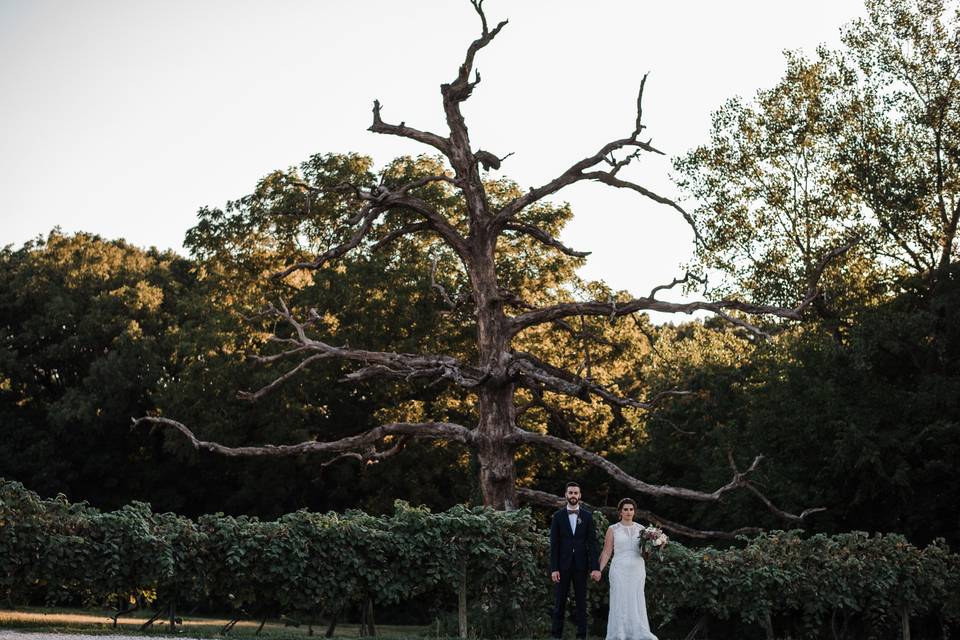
[551,570,601,583]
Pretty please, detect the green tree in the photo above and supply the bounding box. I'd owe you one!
[673,52,872,330]
[0,230,194,508]
[841,0,960,285]
[675,0,960,325]
[624,269,960,545]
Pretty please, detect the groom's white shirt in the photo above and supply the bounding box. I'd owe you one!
[567,505,579,534]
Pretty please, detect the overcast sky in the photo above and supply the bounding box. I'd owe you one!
[1,0,866,299]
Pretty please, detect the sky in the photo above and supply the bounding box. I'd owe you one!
[0,0,867,302]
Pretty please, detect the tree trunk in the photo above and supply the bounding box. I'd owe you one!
[458,559,468,639]
[367,598,377,637]
[472,244,518,510]
[763,612,774,640]
[901,605,911,640]
[324,608,340,638]
[684,613,709,640]
[476,382,518,509]
[168,600,176,633]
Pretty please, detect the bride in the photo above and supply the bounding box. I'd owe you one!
[598,498,658,640]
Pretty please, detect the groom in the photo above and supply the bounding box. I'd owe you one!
[549,481,601,639]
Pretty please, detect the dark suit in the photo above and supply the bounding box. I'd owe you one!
[549,506,599,638]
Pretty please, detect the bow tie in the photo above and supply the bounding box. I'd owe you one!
[567,510,579,515]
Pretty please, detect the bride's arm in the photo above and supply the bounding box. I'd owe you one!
[598,526,615,572]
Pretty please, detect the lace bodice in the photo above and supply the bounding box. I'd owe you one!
[610,522,643,565]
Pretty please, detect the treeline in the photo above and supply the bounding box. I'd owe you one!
[0,0,958,546]
[1,232,957,546]
[2,480,958,639]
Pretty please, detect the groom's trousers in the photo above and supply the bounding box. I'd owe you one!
[551,566,588,638]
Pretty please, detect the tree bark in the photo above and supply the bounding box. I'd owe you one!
[475,382,518,509]
[472,239,518,510]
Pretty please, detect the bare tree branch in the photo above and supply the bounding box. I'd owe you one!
[271,206,383,281]
[368,100,451,155]
[238,302,488,398]
[725,452,826,522]
[492,135,665,224]
[509,240,857,334]
[395,173,457,194]
[371,222,434,252]
[448,2,508,103]
[511,427,820,524]
[503,221,592,258]
[486,70,701,248]
[510,351,694,411]
[647,271,702,299]
[429,256,461,309]
[713,309,775,340]
[581,171,701,243]
[516,488,762,541]
[134,416,472,457]
[237,353,331,402]
[633,72,649,137]
[435,1,508,223]
[320,435,412,468]
[393,193,472,256]
[272,175,472,280]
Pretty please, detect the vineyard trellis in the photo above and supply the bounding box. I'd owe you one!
[2,480,958,638]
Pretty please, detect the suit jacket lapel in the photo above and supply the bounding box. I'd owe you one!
[574,509,588,538]
[561,509,574,537]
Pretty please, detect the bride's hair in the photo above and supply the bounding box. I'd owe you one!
[617,498,638,515]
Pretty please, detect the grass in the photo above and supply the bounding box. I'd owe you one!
[0,607,433,639]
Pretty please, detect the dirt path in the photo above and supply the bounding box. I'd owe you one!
[0,633,193,640]
[0,609,426,638]
[0,608,290,637]
[0,608,245,633]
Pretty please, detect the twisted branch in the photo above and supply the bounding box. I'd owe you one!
[510,240,857,334]
[503,221,591,258]
[235,301,487,400]
[368,100,451,155]
[510,350,694,410]
[320,435,412,468]
[488,75,701,247]
[511,428,819,524]
[272,176,472,280]
[134,417,472,458]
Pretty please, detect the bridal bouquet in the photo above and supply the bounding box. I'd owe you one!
[638,525,669,559]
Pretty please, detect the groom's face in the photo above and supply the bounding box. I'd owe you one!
[565,485,581,506]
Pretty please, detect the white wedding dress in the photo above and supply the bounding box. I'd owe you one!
[606,522,658,640]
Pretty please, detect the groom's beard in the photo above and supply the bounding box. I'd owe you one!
[567,497,579,506]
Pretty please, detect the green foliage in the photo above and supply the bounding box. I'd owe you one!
[675,0,960,325]
[645,531,960,639]
[155,151,589,516]
[0,230,196,510]
[2,480,958,639]
[623,266,960,546]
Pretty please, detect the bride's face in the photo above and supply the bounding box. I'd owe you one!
[620,504,635,521]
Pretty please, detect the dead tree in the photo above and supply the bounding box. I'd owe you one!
[138,0,846,539]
